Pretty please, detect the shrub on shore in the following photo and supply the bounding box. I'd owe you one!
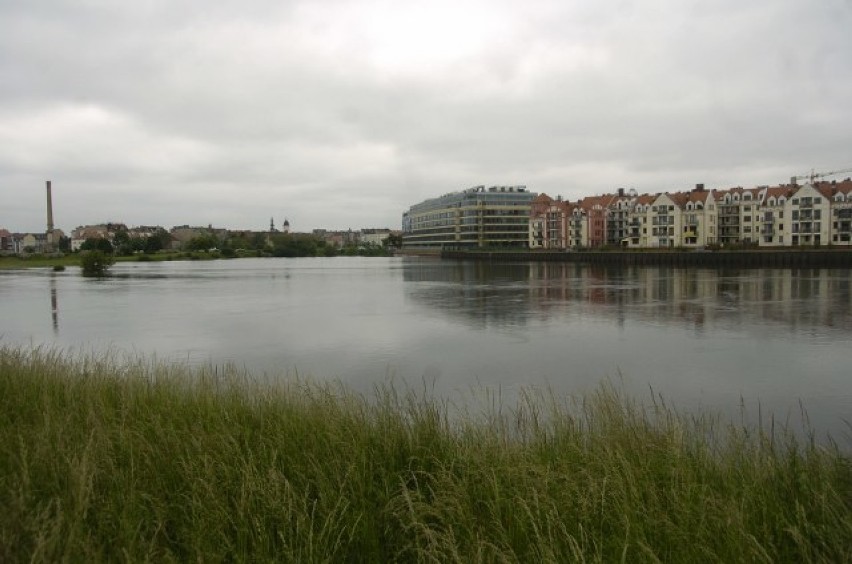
[0,346,850,562]
[79,250,115,277]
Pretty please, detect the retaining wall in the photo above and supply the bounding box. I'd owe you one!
[440,250,852,268]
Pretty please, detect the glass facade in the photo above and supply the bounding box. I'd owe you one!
[402,186,536,249]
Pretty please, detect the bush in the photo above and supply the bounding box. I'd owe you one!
[80,250,115,277]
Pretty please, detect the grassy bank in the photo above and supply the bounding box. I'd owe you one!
[1,347,850,562]
[0,254,81,269]
[0,251,228,270]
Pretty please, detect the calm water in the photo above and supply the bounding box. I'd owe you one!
[2,257,850,439]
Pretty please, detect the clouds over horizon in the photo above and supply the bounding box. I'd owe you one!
[2,0,851,232]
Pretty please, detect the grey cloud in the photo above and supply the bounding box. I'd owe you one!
[1,0,851,232]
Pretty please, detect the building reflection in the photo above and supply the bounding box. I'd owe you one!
[402,258,852,332]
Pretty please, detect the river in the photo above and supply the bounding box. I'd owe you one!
[1,257,850,440]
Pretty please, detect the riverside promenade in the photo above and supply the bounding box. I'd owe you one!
[440,249,852,268]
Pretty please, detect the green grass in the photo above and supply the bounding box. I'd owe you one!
[0,252,225,271]
[1,346,850,563]
[0,254,81,269]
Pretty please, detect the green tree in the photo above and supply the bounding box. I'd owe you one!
[79,237,114,254]
[186,233,219,251]
[144,229,171,253]
[80,250,115,277]
[270,233,322,257]
[384,233,403,249]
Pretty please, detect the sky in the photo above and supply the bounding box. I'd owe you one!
[2,0,851,233]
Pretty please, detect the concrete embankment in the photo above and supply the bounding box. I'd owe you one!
[440,250,852,268]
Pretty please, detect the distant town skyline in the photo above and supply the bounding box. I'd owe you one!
[2,0,850,232]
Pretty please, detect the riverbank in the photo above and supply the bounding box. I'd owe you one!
[0,252,219,270]
[1,346,849,562]
[440,248,852,268]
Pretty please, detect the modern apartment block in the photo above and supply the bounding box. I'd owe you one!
[402,185,536,249]
[528,178,852,249]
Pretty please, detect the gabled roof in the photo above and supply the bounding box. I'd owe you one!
[831,178,852,195]
[668,192,690,208]
[578,195,610,211]
[813,182,836,199]
[685,190,709,203]
[763,185,794,201]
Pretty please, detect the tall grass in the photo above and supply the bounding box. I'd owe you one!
[1,345,850,562]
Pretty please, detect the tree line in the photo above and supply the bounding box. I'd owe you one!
[78,229,402,259]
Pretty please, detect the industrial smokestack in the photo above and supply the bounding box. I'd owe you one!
[46,180,54,233]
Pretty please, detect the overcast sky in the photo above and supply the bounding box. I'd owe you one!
[2,0,850,233]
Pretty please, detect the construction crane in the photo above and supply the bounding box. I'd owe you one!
[790,167,852,185]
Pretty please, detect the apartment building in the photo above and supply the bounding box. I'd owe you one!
[788,183,831,247]
[528,178,852,250]
[529,194,553,249]
[402,185,536,249]
[830,181,852,246]
[755,186,793,247]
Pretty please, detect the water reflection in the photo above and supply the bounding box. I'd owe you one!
[403,260,852,334]
[2,258,850,442]
[49,274,59,333]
